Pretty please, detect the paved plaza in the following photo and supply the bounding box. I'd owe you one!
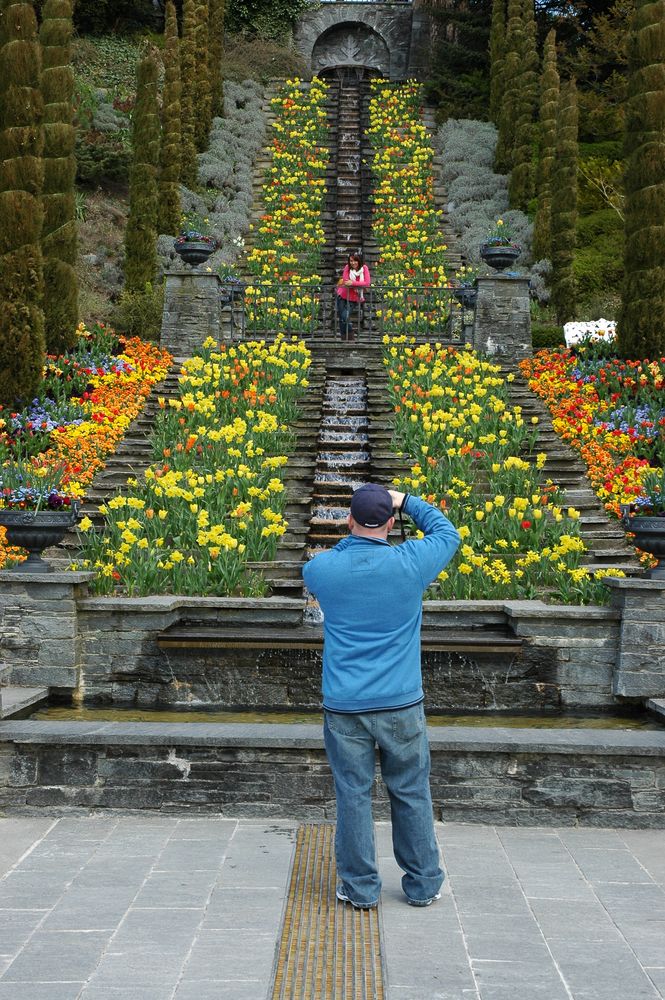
[0,815,663,999]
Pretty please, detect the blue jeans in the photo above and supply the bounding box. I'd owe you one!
[336,294,352,339]
[324,703,444,906]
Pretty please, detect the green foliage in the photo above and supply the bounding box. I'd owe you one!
[71,0,161,35]
[180,0,199,186]
[75,129,132,185]
[532,29,559,260]
[488,0,506,124]
[72,35,140,103]
[532,323,565,348]
[508,0,539,210]
[220,33,306,83]
[617,0,665,359]
[225,0,309,41]
[0,0,46,405]
[578,156,624,217]
[574,211,623,295]
[194,1,212,151]
[111,281,164,341]
[425,0,491,121]
[494,0,521,172]
[40,0,78,355]
[158,1,182,235]
[124,48,160,294]
[209,0,225,118]
[550,79,579,324]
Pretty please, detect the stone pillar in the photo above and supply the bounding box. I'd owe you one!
[472,275,532,361]
[604,577,665,698]
[0,571,95,695]
[161,270,225,355]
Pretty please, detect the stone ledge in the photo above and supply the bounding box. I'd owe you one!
[0,571,95,585]
[77,595,306,613]
[2,720,664,755]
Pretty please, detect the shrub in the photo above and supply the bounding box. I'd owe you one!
[220,33,307,83]
[532,323,564,349]
[75,129,131,184]
[111,281,164,340]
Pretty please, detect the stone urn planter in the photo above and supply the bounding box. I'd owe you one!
[0,503,80,573]
[453,284,478,309]
[480,243,521,272]
[621,509,665,579]
[174,238,216,267]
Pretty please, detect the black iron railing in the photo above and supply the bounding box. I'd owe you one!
[225,282,470,342]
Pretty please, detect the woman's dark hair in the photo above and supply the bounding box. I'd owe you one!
[348,251,364,267]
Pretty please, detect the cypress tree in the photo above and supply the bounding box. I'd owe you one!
[489,0,506,127]
[124,47,160,294]
[194,0,212,151]
[209,0,225,120]
[40,0,78,355]
[550,79,579,325]
[494,0,521,173]
[0,0,45,404]
[180,0,198,186]
[508,0,539,210]
[532,29,559,261]
[158,0,182,235]
[617,0,665,359]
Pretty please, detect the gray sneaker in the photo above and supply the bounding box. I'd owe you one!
[407,892,441,907]
[336,887,378,910]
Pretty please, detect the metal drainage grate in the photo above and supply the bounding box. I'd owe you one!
[271,823,385,999]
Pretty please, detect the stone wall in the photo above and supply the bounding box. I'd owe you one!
[295,3,414,79]
[473,275,532,362]
[1,721,663,826]
[161,271,229,356]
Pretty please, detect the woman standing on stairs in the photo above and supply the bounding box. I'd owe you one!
[336,252,370,341]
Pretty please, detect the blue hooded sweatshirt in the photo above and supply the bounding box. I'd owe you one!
[302,495,460,712]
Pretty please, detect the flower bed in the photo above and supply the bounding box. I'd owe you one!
[369,81,451,334]
[0,324,171,568]
[385,338,621,603]
[244,78,328,335]
[520,348,665,518]
[74,335,311,596]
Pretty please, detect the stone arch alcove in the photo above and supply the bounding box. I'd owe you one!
[295,3,415,80]
[311,21,391,78]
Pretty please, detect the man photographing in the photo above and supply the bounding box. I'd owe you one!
[302,483,460,909]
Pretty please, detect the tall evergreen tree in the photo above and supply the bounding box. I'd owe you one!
[532,29,560,260]
[158,0,182,235]
[494,0,521,172]
[180,0,198,186]
[489,0,506,126]
[194,0,212,151]
[0,0,45,404]
[124,47,160,294]
[550,79,579,324]
[508,0,539,209]
[209,0,225,120]
[40,0,78,355]
[617,0,665,358]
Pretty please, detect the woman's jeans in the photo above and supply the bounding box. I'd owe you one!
[324,702,444,906]
[336,294,352,339]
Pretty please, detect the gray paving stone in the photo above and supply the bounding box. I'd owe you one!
[35,817,117,845]
[203,885,284,930]
[593,881,665,920]
[179,927,277,983]
[1,930,111,983]
[472,958,570,992]
[70,855,154,889]
[133,869,217,909]
[78,988,166,1000]
[40,885,138,932]
[0,818,54,877]
[527,897,622,940]
[450,878,533,916]
[0,985,83,1000]
[608,918,665,967]
[545,937,662,999]
[645,967,665,994]
[0,871,72,908]
[174,983,264,1000]
[0,909,46,953]
[475,986,570,1000]
[170,818,238,840]
[569,846,657,884]
[152,839,230,872]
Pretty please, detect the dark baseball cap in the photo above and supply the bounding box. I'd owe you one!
[350,483,393,528]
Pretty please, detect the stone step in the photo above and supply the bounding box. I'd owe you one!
[0,684,49,719]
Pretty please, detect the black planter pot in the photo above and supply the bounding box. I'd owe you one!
[174,240,216,266]
[622,512,665,579]
[453,285,478,309]
[0,503,80,573]
[480,243,521,272]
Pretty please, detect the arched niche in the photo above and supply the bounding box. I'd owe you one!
[311,21,391,78]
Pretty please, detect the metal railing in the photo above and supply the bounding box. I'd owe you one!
[225,282,470,343]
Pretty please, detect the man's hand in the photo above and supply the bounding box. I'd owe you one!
[388,489,406,510]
